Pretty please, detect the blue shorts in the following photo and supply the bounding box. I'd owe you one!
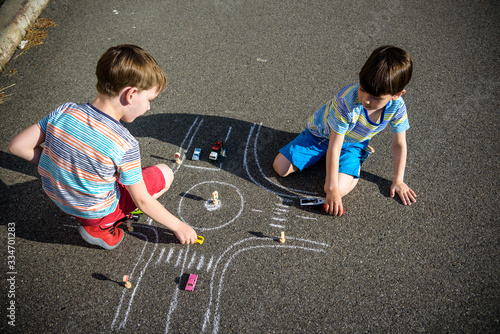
[278,129,371,178]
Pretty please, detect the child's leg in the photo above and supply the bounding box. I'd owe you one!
[150,163,174,199]
[274,130,329,177]
[336,142,369,198]
[338,172,359,197]
[76,164,174,250]
[273,153,299,177]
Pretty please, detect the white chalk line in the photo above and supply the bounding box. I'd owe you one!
[206,256,214,272]
[178,181,244,231]
[164,245,191,334]
[175,249,184,267]
[181,118,204,166]
[188,251,197,269]
[172,116,198,172]
[109,120,322,330]
[175,120,233,173]
[243,124,314,199]
[156,245,212,273]
[212,245,326,334]
[111,232,149,329]
[253,122,319,196]
[182,164,220,171]
[201,236,330,333]
[197,254,205,271]
[173,117,202,174]
[274,208,289,213]
[166,247,174,263]
[111,225,159,330]
[269,223,286,229]
[243,125,294,198]
[202,237,268,333]
[155,247,166,265]
[224,126,232,143]
[287,236,331,248]
[296,215,318,221]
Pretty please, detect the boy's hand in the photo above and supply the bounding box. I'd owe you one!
[325,189,344,216]
[172,222,198,244]
[390,181,417,205]
[127,181,198,244]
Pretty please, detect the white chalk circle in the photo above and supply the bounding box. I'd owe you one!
[178,181,244,231]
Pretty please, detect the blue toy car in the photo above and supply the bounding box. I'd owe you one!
[192,148,202,161]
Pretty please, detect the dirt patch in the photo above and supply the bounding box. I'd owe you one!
[16,17,57,57]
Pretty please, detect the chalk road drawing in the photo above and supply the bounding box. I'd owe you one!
[173,118,317,198]
[212,245,327,334]
[111,225,159,330]
[252,122,318,196]
[172,117,204,174]
[111,119,330,332]
[178,181,244,231]
[164,243,194,333]
[201,236,330,334]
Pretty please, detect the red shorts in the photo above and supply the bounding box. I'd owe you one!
[77,166,166,227]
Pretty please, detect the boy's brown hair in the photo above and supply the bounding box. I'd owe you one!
[359,45,412,97]
[95,44,167,96]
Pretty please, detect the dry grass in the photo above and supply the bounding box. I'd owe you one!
[16,17,57,57]
[0,84,15,104]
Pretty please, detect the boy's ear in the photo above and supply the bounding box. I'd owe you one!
[122,87,139,105]
[392,89,406,100]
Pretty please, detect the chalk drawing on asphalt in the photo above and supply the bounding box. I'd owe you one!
[110,119,329,332]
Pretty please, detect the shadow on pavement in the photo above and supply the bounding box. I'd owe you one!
[1,113,396,245]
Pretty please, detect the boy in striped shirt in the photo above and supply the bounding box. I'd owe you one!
[273,46,417,215]
[9,44,198,249]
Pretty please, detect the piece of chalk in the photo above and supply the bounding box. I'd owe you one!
[279,231,285,244]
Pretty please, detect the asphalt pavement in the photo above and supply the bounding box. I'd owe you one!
[0,0,499,333]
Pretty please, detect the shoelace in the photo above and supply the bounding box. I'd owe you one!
[101,216,129,235]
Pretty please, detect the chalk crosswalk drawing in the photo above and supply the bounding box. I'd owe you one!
[110,118,331,332]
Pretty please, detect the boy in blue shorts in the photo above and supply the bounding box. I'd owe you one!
[9,44,198,249]
[273,45,417,215]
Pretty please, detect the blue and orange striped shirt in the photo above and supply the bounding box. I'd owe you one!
[38,103,142,219]
[306,84,409,143]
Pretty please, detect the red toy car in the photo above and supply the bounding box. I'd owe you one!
[209,140,226,161]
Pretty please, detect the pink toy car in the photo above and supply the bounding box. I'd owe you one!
[185,274,198,291]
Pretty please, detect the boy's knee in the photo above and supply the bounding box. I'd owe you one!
[273,154,294,177]
[155,163,174,189]
[273,159,286,177]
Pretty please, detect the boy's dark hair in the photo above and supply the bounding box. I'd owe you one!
[359,45,412,97]
[95,44,167,96]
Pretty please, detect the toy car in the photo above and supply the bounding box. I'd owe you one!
[300,198,345,215]
[195,235,204,245]
[185,274,198,291]
[192,148,202,161]
[209,140,226,161]
[300,198,325,207]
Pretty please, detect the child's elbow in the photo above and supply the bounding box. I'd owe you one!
[8,138,33,161]
[8,139,21,157]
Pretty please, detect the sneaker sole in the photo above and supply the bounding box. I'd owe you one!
[78,226,123,250]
